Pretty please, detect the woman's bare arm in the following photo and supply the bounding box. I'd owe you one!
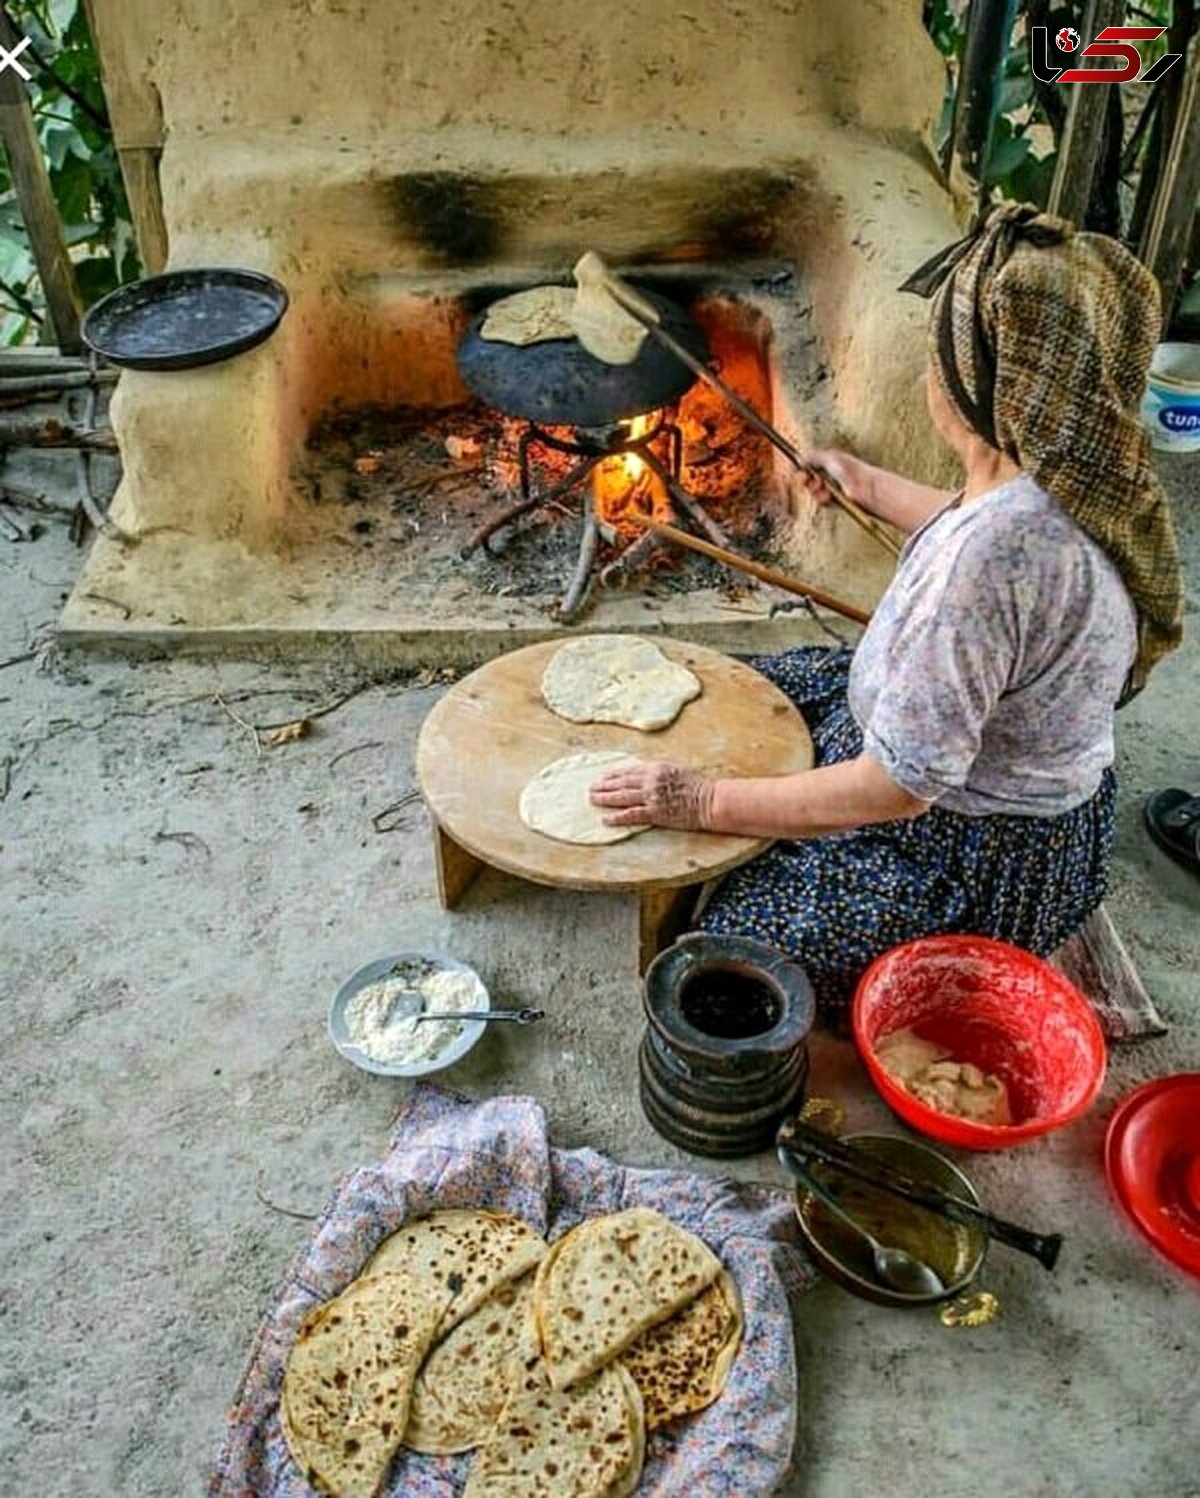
[800,449,956,536]
[706,755,929,837]
[590,754,930,838]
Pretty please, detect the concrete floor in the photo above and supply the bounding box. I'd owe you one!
[1,457,1197,1498]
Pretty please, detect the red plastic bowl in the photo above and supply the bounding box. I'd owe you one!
[1105,1074,1200,1279]
[852,935,1107,1150]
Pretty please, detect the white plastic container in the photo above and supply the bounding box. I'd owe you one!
[1141,342,1200,453]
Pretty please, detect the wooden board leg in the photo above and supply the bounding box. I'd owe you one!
[638,884,701,975]
[433,822,486,910]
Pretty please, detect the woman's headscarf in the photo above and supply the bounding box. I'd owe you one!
[901,201,1184,697]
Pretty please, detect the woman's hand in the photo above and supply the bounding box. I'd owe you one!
[797,448,878,512]
[590,761,717,831]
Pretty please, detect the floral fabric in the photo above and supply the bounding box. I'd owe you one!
[210,1085,813,1498]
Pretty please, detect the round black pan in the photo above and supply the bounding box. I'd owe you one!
[81,268,289,371]
[457,283,708,427]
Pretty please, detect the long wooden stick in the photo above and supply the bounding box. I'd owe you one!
[629,513,871,626]
[575,256,902,559]
[0,9,83,352]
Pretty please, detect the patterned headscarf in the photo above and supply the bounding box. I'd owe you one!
[901,202,1184,697]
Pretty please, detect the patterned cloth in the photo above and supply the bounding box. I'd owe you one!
[847,473,1136,815]
[901,201,1184,697]
[210,1086,812,1498]
[699,648,1115,1016]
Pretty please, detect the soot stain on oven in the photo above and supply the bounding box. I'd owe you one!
[392,173,505,264]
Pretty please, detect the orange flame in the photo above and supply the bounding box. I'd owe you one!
[592,413,670,535]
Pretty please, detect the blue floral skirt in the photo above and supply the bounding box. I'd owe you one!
[698,647,1115,1016]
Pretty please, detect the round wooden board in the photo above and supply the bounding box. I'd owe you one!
[416,637,814,894]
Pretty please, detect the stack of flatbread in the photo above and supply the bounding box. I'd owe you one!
[280,1206,742,1497]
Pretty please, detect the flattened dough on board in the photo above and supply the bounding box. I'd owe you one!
[480,286,576,346]
[542,636,702,731]
[519,751,651,846]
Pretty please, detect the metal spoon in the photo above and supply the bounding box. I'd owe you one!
[777,1146,946,1297]
[414,1007,544,1025]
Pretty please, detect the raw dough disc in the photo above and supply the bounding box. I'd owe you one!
[542,637,702,732]
[519,750,650,845]
[480,286,575,346]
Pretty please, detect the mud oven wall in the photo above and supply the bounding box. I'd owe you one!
[73,0,963,650]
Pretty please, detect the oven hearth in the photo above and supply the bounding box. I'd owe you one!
[63,271,897,665]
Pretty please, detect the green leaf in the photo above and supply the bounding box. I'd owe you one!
[1,310,31,347]
[48,0,77,36]
[986,131,1033,185]
[42,122,78,169]
[49,152,92,224]
[74,254,118,301]
[0,239,34,282]
[999,74,1033,117]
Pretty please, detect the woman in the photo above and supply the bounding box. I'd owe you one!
[591,204,1185,1015]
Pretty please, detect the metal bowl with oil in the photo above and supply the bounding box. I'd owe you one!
[793,1132,988,1308]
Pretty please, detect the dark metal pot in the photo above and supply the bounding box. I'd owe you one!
[640,933,815,1158]
[792,1132,990,1311]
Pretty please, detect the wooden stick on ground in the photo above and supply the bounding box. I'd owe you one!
[560,492,599,622]
[628,513,872,626]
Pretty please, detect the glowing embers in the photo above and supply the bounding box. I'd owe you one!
[456,298,777,621]
[591,413,674,536]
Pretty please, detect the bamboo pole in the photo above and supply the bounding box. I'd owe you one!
[0,6,83,351]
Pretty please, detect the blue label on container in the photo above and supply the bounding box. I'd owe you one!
[1159,404,1200,434]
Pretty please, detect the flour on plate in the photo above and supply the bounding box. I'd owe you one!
[345,966,485,1066]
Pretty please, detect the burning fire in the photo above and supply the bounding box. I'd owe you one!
[592,413,671,535]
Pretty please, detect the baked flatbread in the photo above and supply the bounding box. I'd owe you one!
[519,751,650,846]
[403,1273,535,1454]
[534,1208,723,1389]
[619,1269,743,1429]
[281,1272,443,1497]
[463,1353,644,1497]
[542,637,701,732]
[480,286,575,346]
[362,1209,546,1338]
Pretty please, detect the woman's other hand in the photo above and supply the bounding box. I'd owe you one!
[797,448,877,512]
[590,761,717,831]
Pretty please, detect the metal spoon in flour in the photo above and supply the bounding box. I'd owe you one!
[778,1146,946,1297]
[414,1006,545,1025]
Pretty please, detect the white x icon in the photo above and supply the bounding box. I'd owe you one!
[0,35,32,81]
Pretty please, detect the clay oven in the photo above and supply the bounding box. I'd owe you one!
[67,0,961,662]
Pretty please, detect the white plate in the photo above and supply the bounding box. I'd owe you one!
[327,952,489,1077]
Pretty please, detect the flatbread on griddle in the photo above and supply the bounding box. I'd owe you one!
[534,1208,723,1389]
[480,286,576,346]
[619,1269,743,1429]
[403,1272,535,1454]
[463,1350,644,1497]
[281,1272,443,1497]
[361,1209,546,1338]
